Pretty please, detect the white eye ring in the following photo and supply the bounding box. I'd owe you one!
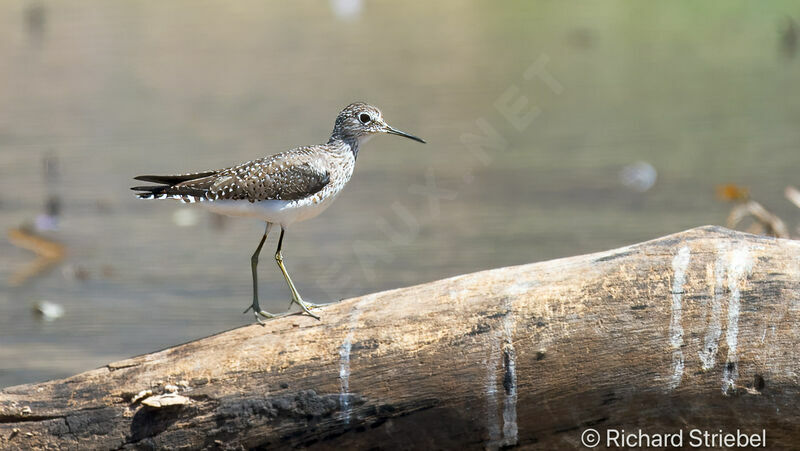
[358,113,371,124]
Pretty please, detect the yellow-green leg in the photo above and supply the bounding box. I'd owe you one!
[243,222,288,324]
[275,227,321,320]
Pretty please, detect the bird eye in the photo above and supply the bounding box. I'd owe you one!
[358,113,371,124]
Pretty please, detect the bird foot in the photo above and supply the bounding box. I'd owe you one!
[286,299,334,310]
[244,304,293,325]
[286,298,321,320]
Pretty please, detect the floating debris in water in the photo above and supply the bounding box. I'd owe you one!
[330,0,363,20]
[172,208,199,227]
[716,184,750,202]
[785,186,800,237]
[785,186,800,209]
[34,213,58,232]
[33,301,65,321]
[721,185,800,239]
[726,200,790,238]
[619,161,657,192]
[62,264,90,281]
[24,2,46,44]
[780,16,797,59]
[35,153,62,231]
[8,227,66,286]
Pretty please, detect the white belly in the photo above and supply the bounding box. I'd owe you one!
[200,190,341,227]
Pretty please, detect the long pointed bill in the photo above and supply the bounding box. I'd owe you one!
[386,126,426,143]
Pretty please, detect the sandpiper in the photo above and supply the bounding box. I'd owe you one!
[132,102,425,322]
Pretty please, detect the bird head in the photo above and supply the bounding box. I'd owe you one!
[331,102,425,145]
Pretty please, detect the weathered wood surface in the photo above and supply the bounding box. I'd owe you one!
[1,226,799,450]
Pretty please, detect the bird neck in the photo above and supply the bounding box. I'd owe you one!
[327,136,360,160]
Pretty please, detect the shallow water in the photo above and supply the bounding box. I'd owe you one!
[1,1,799,387]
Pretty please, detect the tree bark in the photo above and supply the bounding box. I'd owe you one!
[1,226,798,450]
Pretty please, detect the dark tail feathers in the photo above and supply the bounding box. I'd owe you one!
[131,185,207,198]
[133,171,216,185]
[132,171,217,199]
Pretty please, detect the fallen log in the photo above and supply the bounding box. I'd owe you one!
[1,226,798,449]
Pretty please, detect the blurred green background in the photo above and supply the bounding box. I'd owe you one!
[1,1,798,387]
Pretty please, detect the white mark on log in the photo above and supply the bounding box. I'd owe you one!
[699,248,727,370]
[339,337,353,424]
[485,293,519,449]
[488,294,519,448]
[722,246,753,394]
[668,246,690,389]
[339,297,369,424]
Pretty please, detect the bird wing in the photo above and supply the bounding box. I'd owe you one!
[205,157,330,202]
[132,149,331,202]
